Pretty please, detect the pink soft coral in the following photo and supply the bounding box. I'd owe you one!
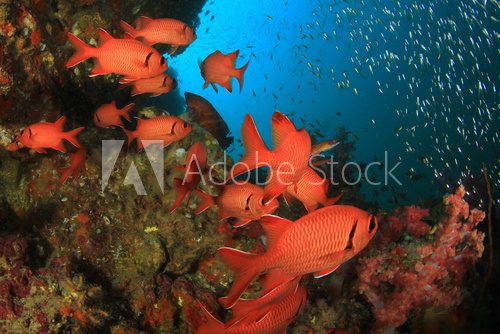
[357,186,485,332]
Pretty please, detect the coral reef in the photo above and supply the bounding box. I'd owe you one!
[0,1,491,333]
[357,186,485,333]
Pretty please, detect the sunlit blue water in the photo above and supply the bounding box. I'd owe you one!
[164,0,499,208]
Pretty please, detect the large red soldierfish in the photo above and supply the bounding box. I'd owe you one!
[93,101,134,128]
[196,284,306,334]
[66,29,167,82]
[119,73,177,97]
[284,167,342,213]
[123,115,192,151]
[229,112,311,204]
[194,182,279,227]
[168,143,207,214]
[120,16,196,54]
[200,50,249,93]
[217,205,378,308]
[60,147,87,184]
[18,116,84,154]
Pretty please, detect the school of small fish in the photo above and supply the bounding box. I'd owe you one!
[235,0,498,204]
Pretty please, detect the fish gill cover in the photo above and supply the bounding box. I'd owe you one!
[0,0,498,333]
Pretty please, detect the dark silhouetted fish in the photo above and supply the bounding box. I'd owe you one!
[185,92,233,149]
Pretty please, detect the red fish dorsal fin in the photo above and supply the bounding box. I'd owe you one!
[54,116,66,129]
[271,112,296,149]
[227,50,240,65]
[136,16,153,29]
[97,28,113,44]
[260,215,292,249]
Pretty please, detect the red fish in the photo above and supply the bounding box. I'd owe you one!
[119,73,177,97]
[200,50,249,93]
[194,182,279,227]
[66,29,167,82]
[229,112,311,203]
[120,16,197,54]
[93,101,134,128]
[60,147,87,183]
[218,205,378,308]
[196,284,306,334]
[168,143,207,213]
[284,167,342,213]
[18,116,84,153]
[123,115,192,151]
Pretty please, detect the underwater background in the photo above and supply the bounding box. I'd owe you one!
[0,0,498,333]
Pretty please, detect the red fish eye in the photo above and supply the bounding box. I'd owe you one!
[183,122,188,128]
[368,215,377,232]
[160,57,165,65]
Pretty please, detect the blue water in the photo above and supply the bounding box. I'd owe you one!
[164,0,499,208]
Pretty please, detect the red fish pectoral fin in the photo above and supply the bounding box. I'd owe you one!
[217,247,260,309]
[314,264,341,279]
[202,81,209,89]
[168,178,190,214]
[260,215,292,249]
[66,33,94,68]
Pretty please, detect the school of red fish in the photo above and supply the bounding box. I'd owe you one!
[6,15,377,334]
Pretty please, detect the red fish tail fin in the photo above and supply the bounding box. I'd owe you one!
[195,302,224,334]
[323,193,343,207]
[194,189,215,214]
[120,103,135,122]
[235,59,250,93]
[217,247,260,309]
[168,178,190,214]
[229,114,270,181]
[120,20,136,37]
[63,127,84,148]
[66,33,94,68]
